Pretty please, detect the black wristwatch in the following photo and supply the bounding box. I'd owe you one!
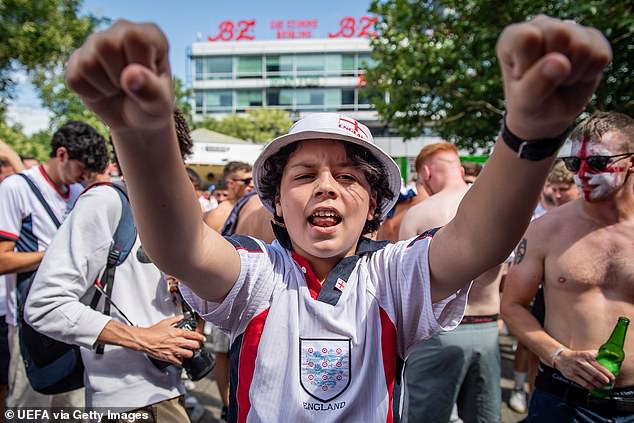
[500,116,572,161]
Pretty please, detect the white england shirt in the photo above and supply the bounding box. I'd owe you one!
[182,233,468,423]
[0,165,82,291]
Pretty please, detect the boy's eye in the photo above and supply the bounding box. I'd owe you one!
[295,174,313,180]
[337,174,356,182]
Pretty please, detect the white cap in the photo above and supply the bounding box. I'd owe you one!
[252,113,401,218]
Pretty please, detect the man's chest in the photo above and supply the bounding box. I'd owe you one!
[546,227,634,295]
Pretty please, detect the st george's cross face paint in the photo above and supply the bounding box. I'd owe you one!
[570,134,631,202]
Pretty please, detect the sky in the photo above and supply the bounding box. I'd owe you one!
[8,0,373,134]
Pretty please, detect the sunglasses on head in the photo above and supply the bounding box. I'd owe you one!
[560,153,634,173]
[231,177,253,185]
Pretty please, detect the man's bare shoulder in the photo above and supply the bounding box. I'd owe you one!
[204,201,233,232]
[400,190,463,239]
[522,201,586,256]
[234,196,274,243]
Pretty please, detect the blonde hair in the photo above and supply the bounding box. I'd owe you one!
[414,143,459,171]
[547,160,574,185]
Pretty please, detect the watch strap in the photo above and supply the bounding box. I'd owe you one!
[501,116,572,161]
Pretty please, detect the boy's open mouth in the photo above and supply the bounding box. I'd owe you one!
[308,209,342,227]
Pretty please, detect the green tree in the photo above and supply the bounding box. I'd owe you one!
[0,0,105,117]
[32,69,193,138]
[0,121,49,160]
[367,0,634,151]
[173,77,194,128]
[198,109,291,143]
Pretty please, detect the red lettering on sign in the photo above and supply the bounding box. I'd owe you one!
[358,16,377,38]
[328,16,356,38]
[328,15,377,38]
[236,20,256,40]
[208,19,256,42]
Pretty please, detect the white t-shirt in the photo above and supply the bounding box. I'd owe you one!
[24,185,184,409]
[181,234,468,422]
[0,165,83,324]
[0,165,81,248]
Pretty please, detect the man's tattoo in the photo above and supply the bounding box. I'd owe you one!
[514,238,527,265]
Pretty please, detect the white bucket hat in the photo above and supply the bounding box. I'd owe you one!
[252,113,401,218]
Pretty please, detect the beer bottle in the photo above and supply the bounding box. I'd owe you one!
[591,316,630,398]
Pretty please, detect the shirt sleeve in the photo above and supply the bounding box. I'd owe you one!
[0,175,28,241]
[24,186,120,349]
[180,235,279,340]
[375,232,470,359]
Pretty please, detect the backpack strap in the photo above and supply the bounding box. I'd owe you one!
[81,182,137,354]
[16,173,61,228]
[221,191,257,236]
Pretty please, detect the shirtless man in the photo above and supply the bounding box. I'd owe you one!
[400,143,505,423]
[501,111,634,421]
[203,161,253,231]
[375,165,429,243]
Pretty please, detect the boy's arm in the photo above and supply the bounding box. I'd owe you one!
[64,21,239,302]
[428,16,611,302]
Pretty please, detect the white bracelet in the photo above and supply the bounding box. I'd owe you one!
[551,347,566,369]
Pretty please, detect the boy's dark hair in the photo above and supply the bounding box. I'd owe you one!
[51,121,109,173]
[259,141,394,235]
[173,108,194,159]
[112,108,194,175]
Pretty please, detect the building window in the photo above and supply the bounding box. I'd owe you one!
[325,54,355,77]
[195,59,204,81]
[341,88,355,109]
[266,89,293,107]
[296,89,324,109]
[236,56,262,79]
[266,55,293,78]
[296,54,324,76]
[195,92,203,114]
[236,90,263,110]
[205,57,232,80]
[205,90,233,112]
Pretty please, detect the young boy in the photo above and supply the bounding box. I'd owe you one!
[64,15,611,422]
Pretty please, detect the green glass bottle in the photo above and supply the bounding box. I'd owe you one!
[591,316,630,398]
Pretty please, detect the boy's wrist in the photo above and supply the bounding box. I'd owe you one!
[501,115,571,161]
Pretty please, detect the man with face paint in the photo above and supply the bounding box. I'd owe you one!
[502,111,634,421]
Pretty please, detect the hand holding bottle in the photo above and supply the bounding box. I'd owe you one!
[552,347,614,391]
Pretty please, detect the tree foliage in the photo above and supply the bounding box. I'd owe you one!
[0,121,50,161]
[32,68,193,137]
[367,0,634,151]
[197,109,292,143]
[0,0,105,116]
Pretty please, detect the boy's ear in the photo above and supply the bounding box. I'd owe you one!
[367,194,377,221]
[55,146,68,161]
[274,194,283,217]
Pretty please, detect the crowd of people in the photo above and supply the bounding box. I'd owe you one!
[0,12,631,423]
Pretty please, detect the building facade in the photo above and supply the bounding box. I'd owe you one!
[189,35,467,180]
[190,37,377,124]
